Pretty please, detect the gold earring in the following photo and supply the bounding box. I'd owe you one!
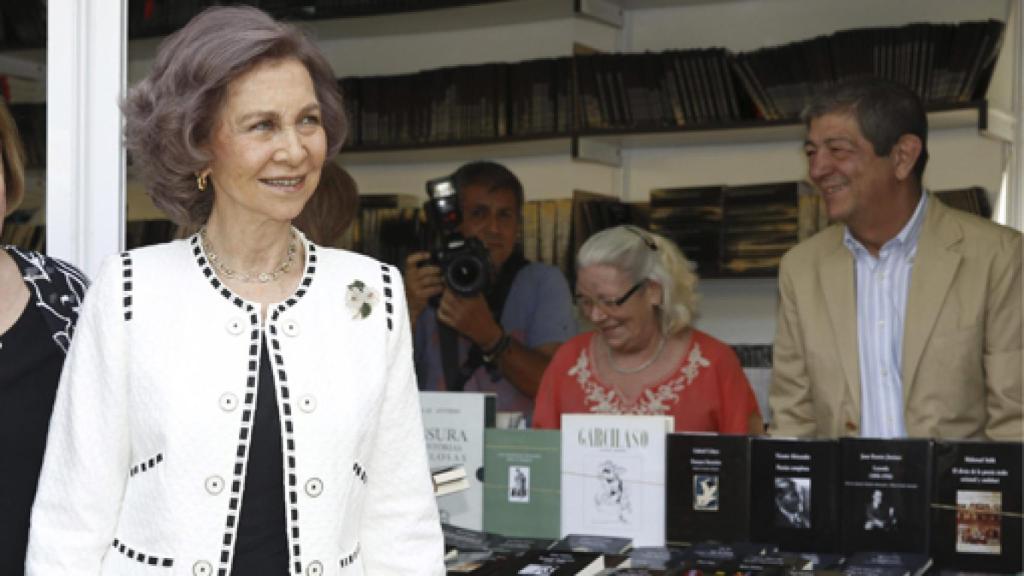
[196,173,208,192]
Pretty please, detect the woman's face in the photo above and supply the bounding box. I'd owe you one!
[575,264,662,352]
[205,57,326,226]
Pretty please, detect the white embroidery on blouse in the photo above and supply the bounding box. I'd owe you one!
[8,247,87,353]
[572,341,710,415]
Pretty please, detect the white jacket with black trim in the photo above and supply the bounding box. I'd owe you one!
[26,233,444,576]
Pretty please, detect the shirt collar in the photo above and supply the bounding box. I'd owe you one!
[844,192,928,258]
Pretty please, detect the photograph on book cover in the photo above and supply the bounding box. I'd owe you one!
[956,490,1002,554]
[509,465,531,503]
[863,488,900,531]
[693,474,720,511]
[586,455,642,526]
[774,476,811,529]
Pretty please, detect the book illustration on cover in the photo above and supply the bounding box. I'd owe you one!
[588,457,639,525]
[774,476,811,529]
[509,465,531,503]
[955,489,1001,554]
[693,473,719,511]
[862,488,899,532]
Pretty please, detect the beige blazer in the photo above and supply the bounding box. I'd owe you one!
[769,195,1022,440]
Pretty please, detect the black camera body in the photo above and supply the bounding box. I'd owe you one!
[423,176,492,297]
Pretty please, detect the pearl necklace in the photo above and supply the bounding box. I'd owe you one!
[200,226,297,284]
[603,333,667,374]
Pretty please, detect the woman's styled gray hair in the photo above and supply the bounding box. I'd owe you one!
[576,225,699,336]
[122,5,347,227]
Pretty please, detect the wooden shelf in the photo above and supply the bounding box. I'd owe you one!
[338,101,999,167]
[574,101,994,166]
[338,136,573,166]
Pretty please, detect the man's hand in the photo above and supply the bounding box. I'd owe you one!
[436,290,503,351]
[404,251,444,328]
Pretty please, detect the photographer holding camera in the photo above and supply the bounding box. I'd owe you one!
[404,161,576,417]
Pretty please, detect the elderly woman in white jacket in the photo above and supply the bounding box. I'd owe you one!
[26,6,443,575]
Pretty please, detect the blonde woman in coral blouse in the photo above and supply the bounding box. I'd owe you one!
[533,225,762,434]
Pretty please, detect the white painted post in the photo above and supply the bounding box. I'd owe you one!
[1011,0,1023,231]
[46,0,127,276]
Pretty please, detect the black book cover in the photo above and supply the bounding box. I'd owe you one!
[841,551,931,576]
[677,541,778,574]
[839,438,932,554]
[930,439,1022,572]
[750,437,841,552]
[626,546,690,570]
[665,433,751,545]
[498,550,604,575]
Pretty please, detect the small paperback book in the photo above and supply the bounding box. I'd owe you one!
[433,464,470,497]
[550,534,633,555]
[930,439,1022,572]
[421,391,496,530]
[665,432,751,545]
[842,551,932,576]
[625,546,690,570]
[561,413,674,547]
[839,438,932,554]
[749,437,841,552]
[498,550,606,576]
[483,428,561,539]
[677,541,779,574]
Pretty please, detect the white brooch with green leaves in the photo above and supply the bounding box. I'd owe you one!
[346,280,379,320]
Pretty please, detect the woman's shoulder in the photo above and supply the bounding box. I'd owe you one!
[312,245,400,277]
[551,331,593,362]
[3,245,89,288]
[690,329,741,363]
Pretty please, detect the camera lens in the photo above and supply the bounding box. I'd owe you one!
[445,254,487,296]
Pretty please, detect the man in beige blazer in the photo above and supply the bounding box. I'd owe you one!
[770,78,1022,440]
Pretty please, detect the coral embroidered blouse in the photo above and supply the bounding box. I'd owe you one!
[533,330,760,433]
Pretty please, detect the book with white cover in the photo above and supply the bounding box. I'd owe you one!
[420,391,496,530]
[561,413,674,546]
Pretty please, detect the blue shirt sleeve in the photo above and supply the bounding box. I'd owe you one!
[501,262,577,349]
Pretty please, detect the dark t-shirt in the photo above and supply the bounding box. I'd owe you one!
[231,338,289,573]
[0,302,64,576]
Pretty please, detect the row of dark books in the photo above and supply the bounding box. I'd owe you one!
[123,0,509,43]
[340,58,572,149]
[336,20,1002,149]
[575,49,745,131]
[736,20,1004,120]
[648,182,817,277]
[445,527,935,575]
[666,435,1020,572]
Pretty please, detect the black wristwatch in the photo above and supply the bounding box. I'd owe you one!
[482,331,512,364]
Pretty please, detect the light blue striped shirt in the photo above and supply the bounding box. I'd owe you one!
[843,193,927,438]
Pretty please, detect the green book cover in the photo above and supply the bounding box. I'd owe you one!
[483,428,561,539]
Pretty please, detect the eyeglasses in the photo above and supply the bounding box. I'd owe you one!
[575,280,647,314]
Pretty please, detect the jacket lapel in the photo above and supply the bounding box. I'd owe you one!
[902,198,963,399]
[819,239,860,420]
